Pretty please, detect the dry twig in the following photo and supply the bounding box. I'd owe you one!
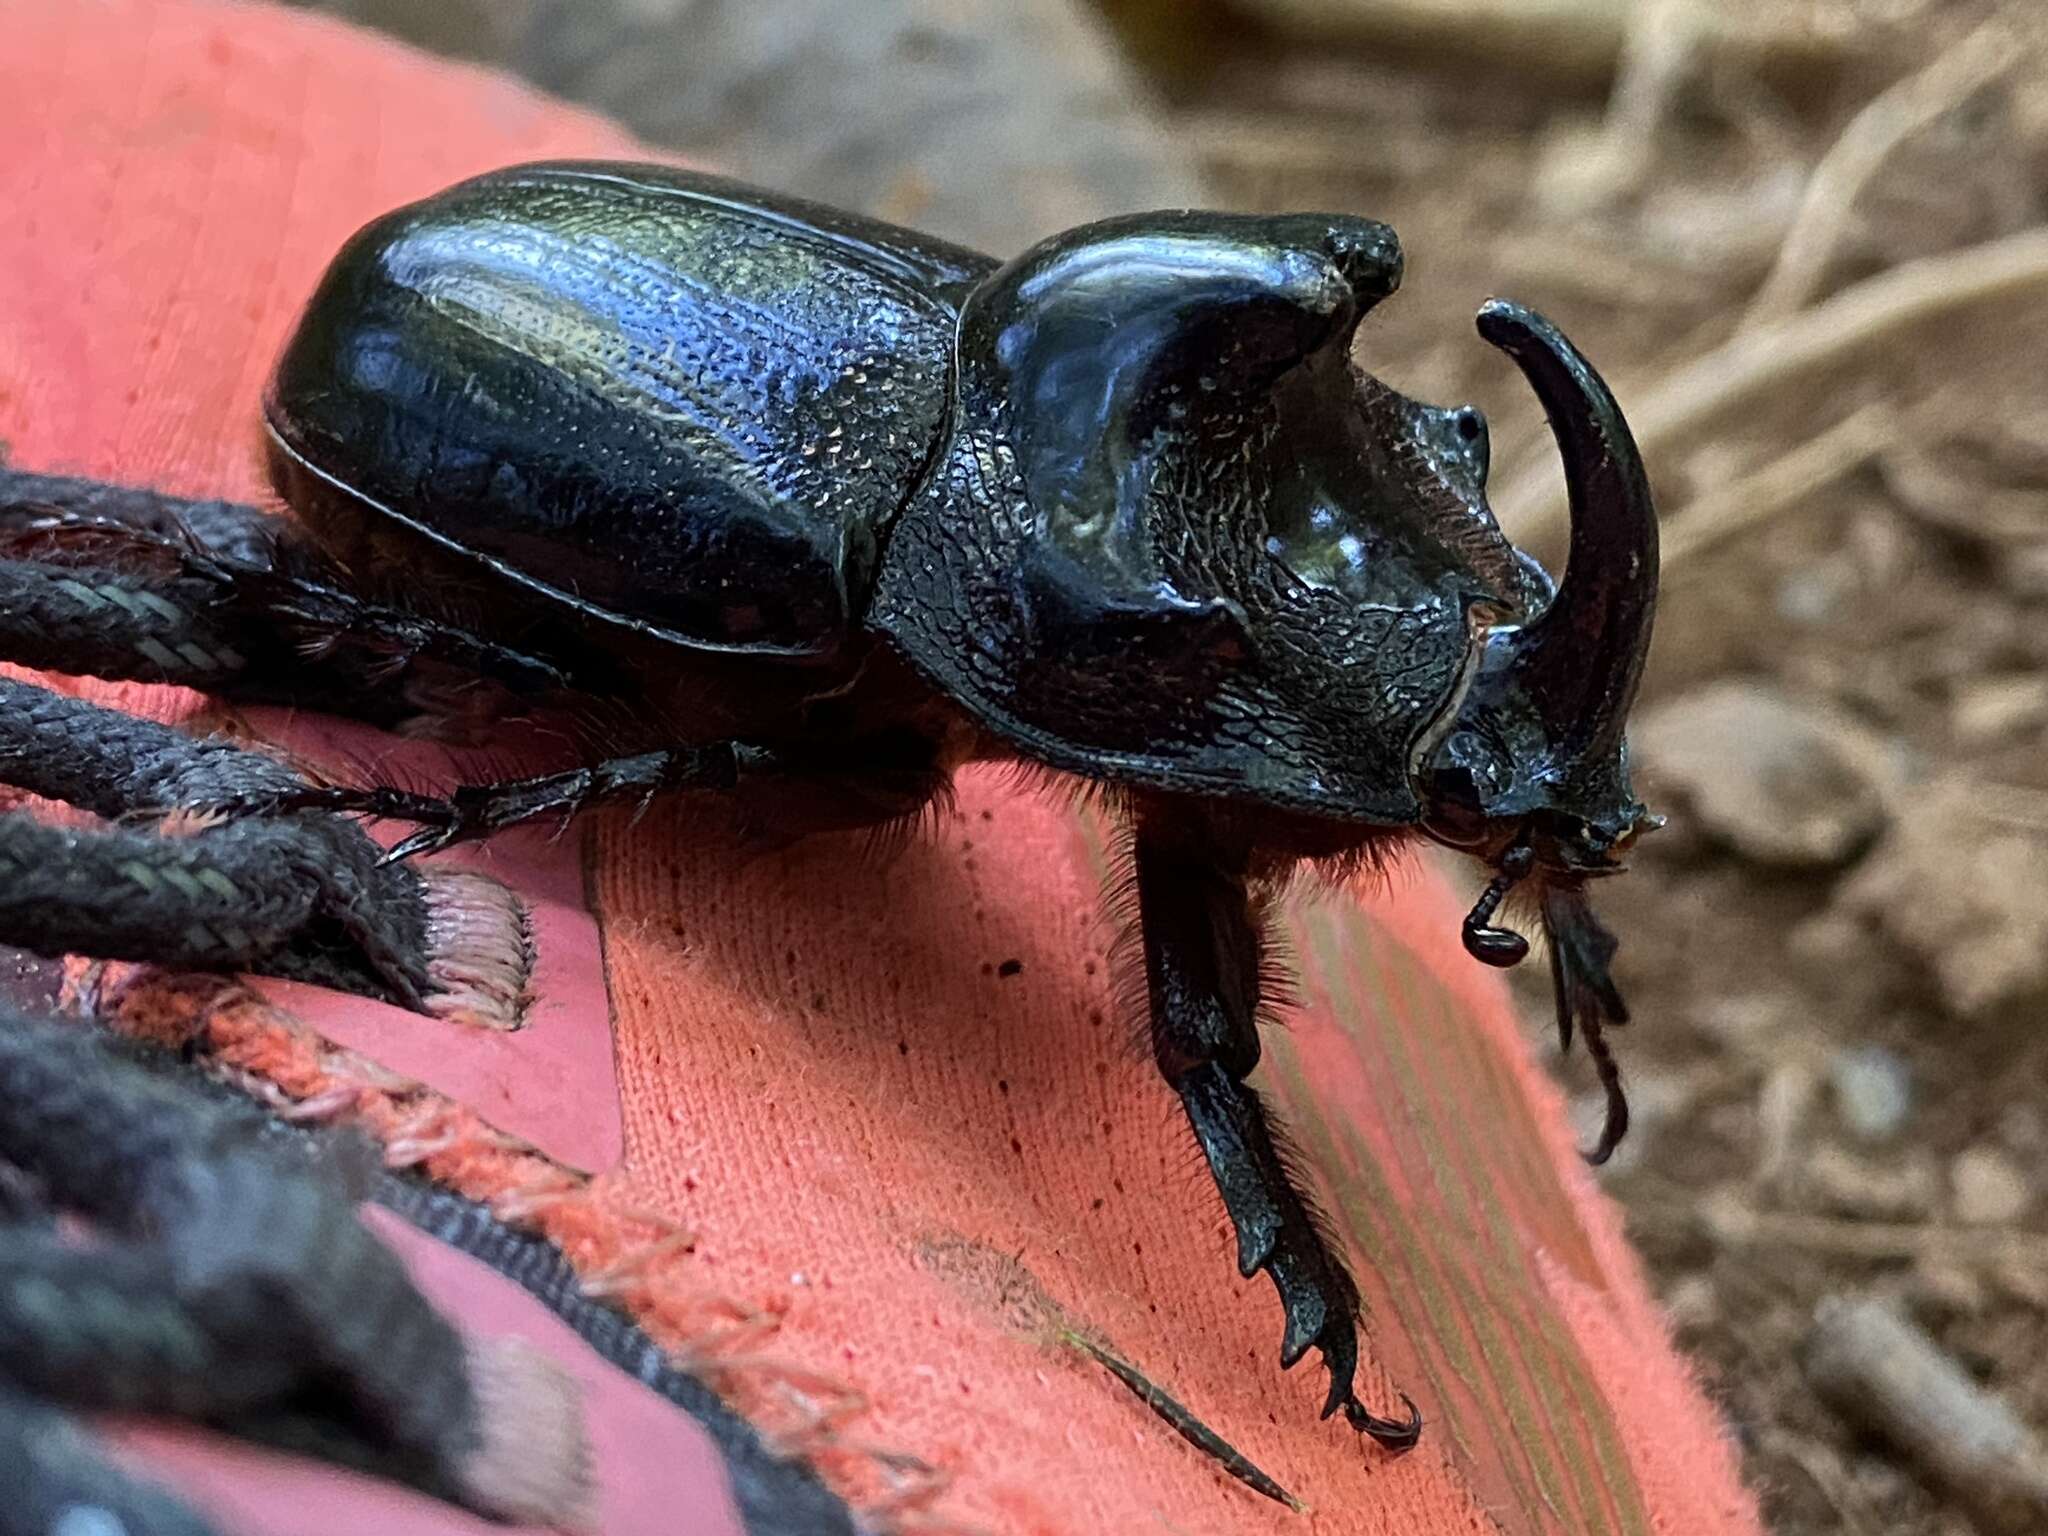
[1979,783,2048,834]
[1534,0,1712,212]
[1692,1191,2048,1269]
[1662,401,1898,577]
[1756,1428,1880,1536]
[1806,1294,2048,1536]
[1743,18,2022,329]
[1230,0,1867,89]
[1500,226,2048,548]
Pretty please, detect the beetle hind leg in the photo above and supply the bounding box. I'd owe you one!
[229,743,778,860]
[1132,821,1421,1450]
[218,727,952,862]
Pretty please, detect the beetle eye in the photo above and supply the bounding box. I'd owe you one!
[1422,765,1491,848]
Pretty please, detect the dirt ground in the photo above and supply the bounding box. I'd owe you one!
[1099,4,2048,1532]
[280,2,2048,1528]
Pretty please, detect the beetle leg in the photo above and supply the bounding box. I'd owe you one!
[212,743,776,860]
[0,469,571,737]
[216,729,953,862]
[0,676,432,1004]
[1132,823,1422,1451]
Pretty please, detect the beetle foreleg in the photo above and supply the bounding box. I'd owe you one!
[1132,825,1421,1451]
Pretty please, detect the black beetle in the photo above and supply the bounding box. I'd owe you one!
[218,162,1657,1447]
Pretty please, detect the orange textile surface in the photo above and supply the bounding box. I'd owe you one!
[1,3,1764,1533]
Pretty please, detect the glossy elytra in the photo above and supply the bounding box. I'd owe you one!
[253,163,1662,1448]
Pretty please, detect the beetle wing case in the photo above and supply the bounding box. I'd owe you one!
[869,212,1542,823]
[266,162,992,659]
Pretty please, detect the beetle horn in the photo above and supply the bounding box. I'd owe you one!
[1475,300,1657,756]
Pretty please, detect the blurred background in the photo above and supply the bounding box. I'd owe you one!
[289,2,2047,1531]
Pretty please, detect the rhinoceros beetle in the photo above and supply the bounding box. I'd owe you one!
[2,163,1659,1451]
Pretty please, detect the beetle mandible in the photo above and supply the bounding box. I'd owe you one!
[225,163,1656,1447]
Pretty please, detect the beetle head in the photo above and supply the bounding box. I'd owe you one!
[871,216,1660,1153]
[877,211,1570,821]
[876,219,1656,1060]
[1408,302,1661,1160]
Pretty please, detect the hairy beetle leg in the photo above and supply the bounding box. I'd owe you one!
[1134,824,1421,1451]
[218,743,784,861]
[235,735,956,864]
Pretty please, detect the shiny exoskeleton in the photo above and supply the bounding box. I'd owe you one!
[258,163,1660,1448]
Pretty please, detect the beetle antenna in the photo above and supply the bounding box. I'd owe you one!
[1461,843,1533,967]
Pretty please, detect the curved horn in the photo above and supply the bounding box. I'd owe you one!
[1476,300,1658,754]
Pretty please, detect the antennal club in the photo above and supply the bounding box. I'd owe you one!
[1461,844,1533,967]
